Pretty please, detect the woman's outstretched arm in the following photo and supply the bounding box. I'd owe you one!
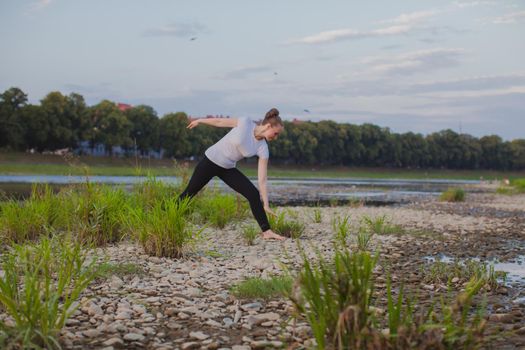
[257,157,275,216]
[187,118,238,129]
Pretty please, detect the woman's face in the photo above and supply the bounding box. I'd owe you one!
[263,124,283,141]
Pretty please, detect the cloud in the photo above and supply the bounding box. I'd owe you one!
[404,74,525,94]
[143,22,208,38]
[28,0,52,12]
[219,65,273,80]
[379,10,439,25]
[452,1,498,8]
[491,11,525,24]
[287,24,412,45]
[363,48,466,76]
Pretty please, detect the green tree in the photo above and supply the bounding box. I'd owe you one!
[509,139,525,170]
[125,105,160,154]
[0,87,27,149]
[86,100,131,155]
[159,112,192,158]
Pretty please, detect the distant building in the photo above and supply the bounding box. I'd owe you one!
[117,103,132,112]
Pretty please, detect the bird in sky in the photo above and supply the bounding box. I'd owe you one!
[190,37,197,41]
[303,109,310,113]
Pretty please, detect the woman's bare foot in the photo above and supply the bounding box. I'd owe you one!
[261,229,285,241]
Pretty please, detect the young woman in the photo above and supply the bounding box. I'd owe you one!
[179,108,285,241]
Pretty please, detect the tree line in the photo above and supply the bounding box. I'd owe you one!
[1,87,524,170]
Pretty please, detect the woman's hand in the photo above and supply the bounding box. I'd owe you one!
[187,119,200,129]
[264,205,276,217]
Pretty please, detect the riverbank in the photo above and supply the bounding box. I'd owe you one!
[3,191,521,349]
[1,152,524,180]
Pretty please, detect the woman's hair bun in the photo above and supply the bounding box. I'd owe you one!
[264,108,279,120]
[262,108,283,127]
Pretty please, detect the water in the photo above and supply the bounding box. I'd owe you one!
[424,254,525,285]
[0,174,480,204]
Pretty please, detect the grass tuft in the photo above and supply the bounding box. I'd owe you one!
[231,275,293,300]
[440,188,466,202]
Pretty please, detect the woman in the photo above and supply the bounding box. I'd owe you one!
[179,108,285,241]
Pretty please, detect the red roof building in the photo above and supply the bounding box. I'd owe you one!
[117,103,132,112]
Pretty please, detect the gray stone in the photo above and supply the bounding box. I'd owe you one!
[103,337,124,346]
[190,331,210,340]
[124,333,145,341]
[181,342,200,350]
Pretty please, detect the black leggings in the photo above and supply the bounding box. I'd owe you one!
[178,156,270,232]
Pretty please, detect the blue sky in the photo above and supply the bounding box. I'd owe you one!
[1,0,524,140]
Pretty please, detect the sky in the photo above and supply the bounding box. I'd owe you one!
[1,0,524,140]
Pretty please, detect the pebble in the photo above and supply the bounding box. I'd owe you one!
[123,333,145,341]
[190,331,210,340]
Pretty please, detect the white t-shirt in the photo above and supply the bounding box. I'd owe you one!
[205,117,269,169]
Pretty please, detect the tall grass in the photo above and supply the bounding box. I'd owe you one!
[0,237,98,349]
[130,177,179,210]
[0,185,67,244]
[194,192,247,228]
[127,197,199,258]
[290,247,378,350]
[72,184,129,246]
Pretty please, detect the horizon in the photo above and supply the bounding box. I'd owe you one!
[1,0,524,141]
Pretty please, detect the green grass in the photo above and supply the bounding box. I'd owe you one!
[1,152,524,180]
[126,197,199,258]
[268,209,305,238]
[194,192,247,228]
[230,275,293,300]
[332,215,352,245]
[311,207,322,223]
[497,178,525,195]
[95,262,146,279]
[362,215,405,235]
[440,188,466,202]
[423,259,505,289]
[73,184,130,246]
[241,224,260,246]
[0,237,99,349]
[0,185,68,244]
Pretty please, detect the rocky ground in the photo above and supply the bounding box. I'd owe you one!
[2,190,525,349]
